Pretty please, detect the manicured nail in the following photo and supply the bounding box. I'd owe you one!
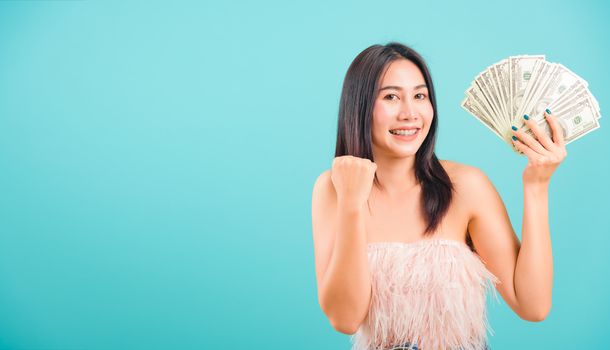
[512,136,518,141]
[511,126,518,131]
[545,108,551,114]
[523,114,529,120]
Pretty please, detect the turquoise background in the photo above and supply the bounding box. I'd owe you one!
[0,0,608,349]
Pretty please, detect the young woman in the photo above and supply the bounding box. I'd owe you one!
[311,43,566,350]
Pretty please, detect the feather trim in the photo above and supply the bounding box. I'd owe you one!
[350,239,500,350]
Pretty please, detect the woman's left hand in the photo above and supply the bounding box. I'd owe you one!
[511,109,568,185]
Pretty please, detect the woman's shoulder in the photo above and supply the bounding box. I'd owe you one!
[313,169,333,190]
[438,160,497,222]
[439,159,477,175]
[312,169,337,203]
[438,159,492,188]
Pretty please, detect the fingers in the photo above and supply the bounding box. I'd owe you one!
[543,109,566,148]
[512,110,568,164]
[511,116,548,156]
[522,113,556,152]
[512,136,540,159]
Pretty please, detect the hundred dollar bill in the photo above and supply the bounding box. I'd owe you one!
[474,72,501,123]
[516,60,552,124]
[492,60,511,122]
[522,95,600,146]
[463,54,601,154]
[461,95,504,140]
[509,55,545,119]
[464,85,506,136]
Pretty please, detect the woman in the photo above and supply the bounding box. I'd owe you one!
[311,42,566,350]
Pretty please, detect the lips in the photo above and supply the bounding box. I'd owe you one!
[389,126,421,131]
[389,128,420,140]
[388,127,421,135]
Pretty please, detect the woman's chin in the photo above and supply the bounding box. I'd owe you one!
[387,146,419,158]
[373,139,423,157]
[390,140,422,154]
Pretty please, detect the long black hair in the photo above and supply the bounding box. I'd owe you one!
[334,42,454,236]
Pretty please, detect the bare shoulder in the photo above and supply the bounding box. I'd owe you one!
[312,169,336,204]
[439,159,497,217]
[313,169,332,190]
[439,159,491,188]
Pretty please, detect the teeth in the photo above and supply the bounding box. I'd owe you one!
[390,129,418,136]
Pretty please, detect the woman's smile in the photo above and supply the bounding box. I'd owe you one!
[389,128,420,141]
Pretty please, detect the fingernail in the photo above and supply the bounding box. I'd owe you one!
[512,136,518,141]
[545,108,551,114]
[511,125,518,131]
[523,114,529,120]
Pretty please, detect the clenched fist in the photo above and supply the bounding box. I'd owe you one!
[330,156,377,210]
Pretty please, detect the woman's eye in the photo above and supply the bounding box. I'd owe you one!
[384,94,399,100]
[415,93,427,100]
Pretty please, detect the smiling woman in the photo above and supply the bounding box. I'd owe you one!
[334,44,454,236]
[312,42,562,350]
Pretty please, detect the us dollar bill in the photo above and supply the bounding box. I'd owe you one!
[462,54,601,154]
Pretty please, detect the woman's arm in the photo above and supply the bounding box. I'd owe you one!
[465,109,566,322]
[511,109,567,319]
[514,180,552,321]
[311,170,372,334]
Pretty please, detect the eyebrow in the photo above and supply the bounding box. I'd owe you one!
[379,84,427,91]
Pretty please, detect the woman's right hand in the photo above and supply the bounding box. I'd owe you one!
[330,155,377,209]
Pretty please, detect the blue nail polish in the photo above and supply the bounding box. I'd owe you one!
[512,136,517,141]
[523,114,529,120]
[511,126,518,131]
[545,108,551,114]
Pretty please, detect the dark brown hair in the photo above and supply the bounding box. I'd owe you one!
[334,42,454,236]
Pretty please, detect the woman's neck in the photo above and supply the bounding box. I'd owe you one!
[373,154,419,195]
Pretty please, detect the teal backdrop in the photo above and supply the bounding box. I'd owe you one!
[0,0,608,349]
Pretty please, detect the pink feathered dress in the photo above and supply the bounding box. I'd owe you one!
[350,238,500,350]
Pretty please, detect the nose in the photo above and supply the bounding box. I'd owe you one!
[399,99,419,121]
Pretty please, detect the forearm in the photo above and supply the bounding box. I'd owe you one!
[320,202,371,332]
[514,181,553,320]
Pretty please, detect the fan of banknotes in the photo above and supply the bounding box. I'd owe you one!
[461,55,601,153]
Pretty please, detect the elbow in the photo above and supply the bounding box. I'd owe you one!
[318,285,370,335]
[521,312,548,322]
[319,297,364,335]
[320,304,362,335]
[329,316,361,335]
[519,304,552,322]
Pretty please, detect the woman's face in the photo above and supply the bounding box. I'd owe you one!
[372,59,434,158]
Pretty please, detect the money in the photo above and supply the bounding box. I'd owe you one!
[461,55,601,154]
